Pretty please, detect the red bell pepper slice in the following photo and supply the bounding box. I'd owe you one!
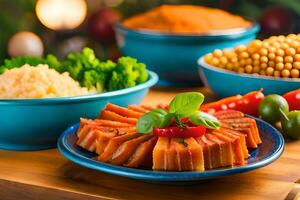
[283,89,300,111]
[153,126,206,138]
[201,89,264,116]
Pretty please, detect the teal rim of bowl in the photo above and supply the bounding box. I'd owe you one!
[115,22,260,40]
[0,70,159,105]
[198,56,300,83]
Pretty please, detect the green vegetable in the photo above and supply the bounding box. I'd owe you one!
[169,92,204,117]
[279,109,300,140]
[136,92,220,134]
[258,94,289,124]
[176,138,188,147]
[189,111,220,129]
[107,57,148,91]
[137,109,173,134]
[0,47,149,92]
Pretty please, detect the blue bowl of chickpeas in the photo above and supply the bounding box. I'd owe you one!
[198,34,300,97]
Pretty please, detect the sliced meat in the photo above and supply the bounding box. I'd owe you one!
[185,138,205,171]
[198,135,221,169]
[153,137,169,171]
[219,127,249,158]
[110,134,153,165]
[211,129,245,165]
[125,136,158,168]
[97,130,139,162]
[173,139,193,171]
[76,126,100,152]
[166,138,177,171]
[105,103,144,118]
[221,118,262,145]
[99,110,137,124]
[213,110,244,119]
[81,118,134,128]
[127,105,148,113]
[206,133,234,168]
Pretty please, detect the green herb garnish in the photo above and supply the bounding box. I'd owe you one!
[0,48,149,92]
[177,138,188,147]
[136,92,220,134]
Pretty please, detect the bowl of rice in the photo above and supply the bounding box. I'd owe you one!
[0,64,158,150]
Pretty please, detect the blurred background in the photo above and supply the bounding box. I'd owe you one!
[1,0,299,62]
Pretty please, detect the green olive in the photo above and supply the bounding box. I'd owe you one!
[258,94,289,124]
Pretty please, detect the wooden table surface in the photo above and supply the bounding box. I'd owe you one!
[0,88,300,200]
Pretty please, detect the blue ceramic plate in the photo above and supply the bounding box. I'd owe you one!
[58,116,284,182]
[198,57,300,97]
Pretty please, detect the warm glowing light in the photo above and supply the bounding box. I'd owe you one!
[36,0,87,30]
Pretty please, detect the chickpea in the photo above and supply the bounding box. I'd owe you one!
[253,66,260,73]
[252,53,260,60]
[240,59,246,66]
[268,46,276,53]
[240,52,249,59]
[251,40,262,48]
[205,34,300,79]
[274,70,281,77]
[230,56,238,63]
[280,43,289,50]
[268,53,276,60]
[286,48,296,56]
[213,49,223,57]
[284,56,293,63]
[272,42,281,48]
[260,56,268,63]
[294,54,300,62]
[275,56,284,63]
[275,63,284,70]
[205,53,213,62]
[268,60,275,67]
[245,58,252,65]
[245,65,253,73]
[266,67,274,76]
[291,69,300,78]
[259,48,268,56]
[226,63,233,70]
[212,58,220,66]
[293,62,300,70]
[281,69,291,78]
[260,63,268,69]
[253,60,260,66]
[220,57,228,65]
[259,70,266,76]
[238,67,245,73]
[236,45,246,53]
[284,63,293,70]
[278,35,285,42]
[276,49,285,56]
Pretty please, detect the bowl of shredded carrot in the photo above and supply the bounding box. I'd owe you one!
[115,5,260,86]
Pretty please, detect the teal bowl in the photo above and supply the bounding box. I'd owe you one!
[0,71,158,151]
[198,57,300,97]
[115,23,260,86]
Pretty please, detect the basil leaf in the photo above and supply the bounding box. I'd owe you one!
[151,109,173,128]
[169,92,204,117]
[136,109,173,134]
[136,112,154,134]
[189,111,220,129]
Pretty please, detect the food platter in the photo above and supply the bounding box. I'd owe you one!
[58,116,284,182]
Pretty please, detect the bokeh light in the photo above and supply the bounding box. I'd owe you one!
[35,0,87,30]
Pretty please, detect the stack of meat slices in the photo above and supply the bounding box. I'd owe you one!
[76,103,262,171]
